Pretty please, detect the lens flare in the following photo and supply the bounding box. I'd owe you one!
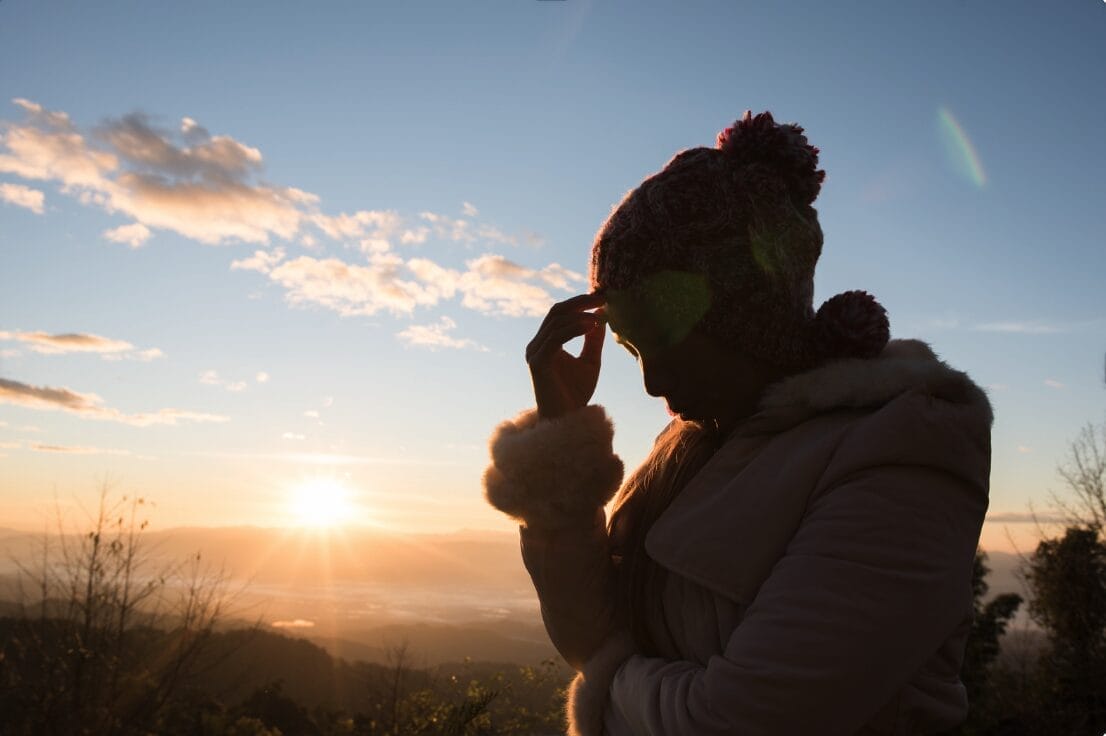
[936,106,987,188]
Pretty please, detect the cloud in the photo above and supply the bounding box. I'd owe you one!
[0,182,45,213]
[282,432,305,441]
[1016,445,1032,454]
[462,202,479,217]
[311,209,401,244]
[238,245,583,320]
[271,619,315,629]
[416,210,531,249]
[30,443,130,456]
[973,321,1066,334]
[103,222,151,248]
[0,440,21,449]
[0,330,163,360]
[2,422,43,433]
[12,98,72,129]
[0,330,131,354]
[985,511,1067,524]
[199,370,247,392]
[260,253,444,317]
[303,410,320,419]
[230,247,286,274]
[396,316,487,351]
[0,100,313,245]
[128,348,165,362]
[453,254,584,317]
[400,227,430,245]
[255,371,270,384]
[1043,378,1065,389]
[0,102,118,190]
[0,376,228,426]
[239,249,582,320]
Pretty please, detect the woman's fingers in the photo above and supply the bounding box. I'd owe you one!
[527,312,604,365]
[548,291,606,316]
[579,309,607,366]
[531,293,604,343]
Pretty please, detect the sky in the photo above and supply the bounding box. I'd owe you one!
[1,0,1103,553]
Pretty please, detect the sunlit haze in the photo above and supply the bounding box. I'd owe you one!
[287,476,358,529]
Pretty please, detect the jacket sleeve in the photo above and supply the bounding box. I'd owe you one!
[575,432,989,735]
[483,405,624,530]
[482,405,626,670]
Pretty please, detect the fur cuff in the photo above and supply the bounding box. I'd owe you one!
[483,405,624,530]
[567,630,638,736]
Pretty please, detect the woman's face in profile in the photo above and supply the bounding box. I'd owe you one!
[605,271,783,429]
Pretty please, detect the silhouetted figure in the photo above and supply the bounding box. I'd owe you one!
[483,110,992,735]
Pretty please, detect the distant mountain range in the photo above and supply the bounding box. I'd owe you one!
[0,525,1032,666]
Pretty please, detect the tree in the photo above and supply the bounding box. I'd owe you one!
[0,486,242,735]
[1047,420,1106,533]
[961,549,1022,709]
[1024,525,1106,733]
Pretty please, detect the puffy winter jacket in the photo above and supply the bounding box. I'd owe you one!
[483,339,993,735]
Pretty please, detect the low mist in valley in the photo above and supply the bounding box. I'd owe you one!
[0,524,558,668]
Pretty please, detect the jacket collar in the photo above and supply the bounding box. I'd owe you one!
[735,339,994,436]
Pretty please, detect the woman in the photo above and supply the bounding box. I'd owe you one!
[482,110,992,735]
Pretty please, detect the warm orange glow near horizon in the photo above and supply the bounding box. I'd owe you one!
[287,476,358,529]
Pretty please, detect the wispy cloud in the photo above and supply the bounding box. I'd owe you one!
[30,442,131,456]
[0,330,164,360]
[199,370,247,392]
[0,376,228,426]
[103,222,151,248]
[397,316,487,351]
[272,619,315,629]
[0,181,45,213]
[985,511,1068,524]
[255,371,270,384]
[417,210,533,249]
[193,450,459,466]
[1016,445,1032,454]
[973,321,1067,334]
[1043,378,1065,389]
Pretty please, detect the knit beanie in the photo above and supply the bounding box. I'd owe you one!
[589,110,889,372]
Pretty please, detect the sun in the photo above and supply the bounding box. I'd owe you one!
[288,477,355,529]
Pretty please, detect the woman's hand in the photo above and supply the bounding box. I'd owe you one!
[526,292,607,420]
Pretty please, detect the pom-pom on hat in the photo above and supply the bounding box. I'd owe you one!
[589,110,889,371]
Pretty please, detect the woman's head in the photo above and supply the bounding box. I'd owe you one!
[591,110,890,409]
[603,270,784,430]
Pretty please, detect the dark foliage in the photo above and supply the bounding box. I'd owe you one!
[0,619,570,735]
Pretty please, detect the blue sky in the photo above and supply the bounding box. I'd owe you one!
[1,0,1103,550]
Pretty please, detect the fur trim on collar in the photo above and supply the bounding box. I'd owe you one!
[759,339,994,427]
